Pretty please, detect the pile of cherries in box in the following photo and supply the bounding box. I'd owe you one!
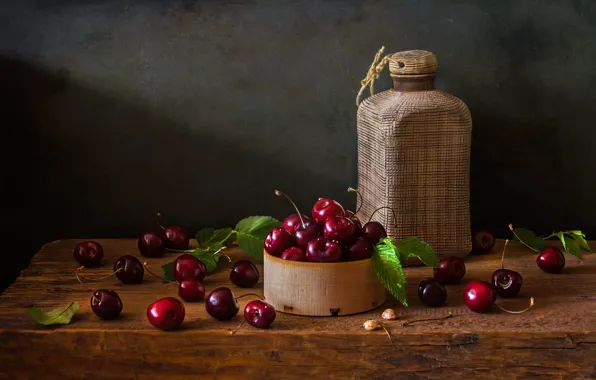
[264,191,386,262]
[73,225,274,331]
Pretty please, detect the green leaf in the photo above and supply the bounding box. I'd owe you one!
[377,237,407,262]
[513,228,549,251]
[162,261,176,282]
[569,232,593,252]
[27,302,80,326]
[237,232,265,261]
[235,216,282,240]
[372,241,408,307]
[208,228,235,246]
[561,235,581,258]
[195,228,215,248]
[394,237,439,268]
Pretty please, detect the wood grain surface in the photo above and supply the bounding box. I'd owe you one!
[1,239,595,379]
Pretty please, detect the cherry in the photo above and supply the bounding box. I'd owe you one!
[164,226,189,250]
[282,213,314,234]
[362,222,387,244]
[280,246,306,261]
[178,279,205,302]
[323,216,356,243]
[492,240,523,297]
[147,297,185,330]
[73,241,104,267]
[311,198,345,224]
[206,287,240,321]
[346,237,373,261]
[230,260,260,288]
[173,253,206,282]
[433,255,466,284]
[138,231,167,258]
[90,289,123,320]
[113,255,145,284]
[295,224,322,249]
[463,280,496,313]
[306,237,342,262]
[537,246,565,274]
[472,230,496,254]
[274,190,321,248]
[417,278,447,307]
[264,227,294,256]
[244,300,276,328]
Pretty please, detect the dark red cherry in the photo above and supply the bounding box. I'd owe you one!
[264,227,294,256]
[280,246,306,261]
[113,255,144,284]
[311,198,345,224]
[433,256,466,284]
[463,280,495,313]
[138,231,167,258]
[323,216,355,243]
[173,253,206,282]
[295,224,322,249]
[178,279,205,302]
[492,269,523,298]
[90,289,123,320]
[230,260,260,288]
[306,237,342,262]
[417,278,447,307]
[346,237,373,261]
[362,222,387,244]
[472,230,496,254]
[537,246,565,274]
[206,287,239,321]
[244,300,276,328]
[146,297,185,330]
[345,210,363,231]
[163,226,190,250]
[73,241,104,267]
[282,213,314,234]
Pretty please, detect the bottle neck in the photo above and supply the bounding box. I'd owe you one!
[392,74,435,92]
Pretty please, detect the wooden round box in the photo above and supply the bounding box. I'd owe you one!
[263,251,387,316]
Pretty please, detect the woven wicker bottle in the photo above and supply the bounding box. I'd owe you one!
[356,49,472,265]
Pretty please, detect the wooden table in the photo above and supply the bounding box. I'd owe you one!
[1,239,595,379]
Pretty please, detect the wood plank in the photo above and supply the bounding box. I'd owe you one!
[1,239,596,378]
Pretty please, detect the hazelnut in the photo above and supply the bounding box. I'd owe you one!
[382,308,397,320]
[363,319,379,331]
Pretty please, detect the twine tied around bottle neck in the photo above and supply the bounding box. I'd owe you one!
[356,46,393,107]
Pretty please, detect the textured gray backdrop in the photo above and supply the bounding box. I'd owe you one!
[1,0,595,288]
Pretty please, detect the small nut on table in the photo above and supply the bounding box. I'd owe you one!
[382,308,397,320]
[363,319,379,331]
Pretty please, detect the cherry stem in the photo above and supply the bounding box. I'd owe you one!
[275,190,305,228]
[347,187,364,215]
[400,312,453,327]
[508,224,540,253]
[501,239,509,269]
[380,324,395,350]
[156,212,166,230]
[496,297,535,314]
[143,262,175,283]
[368,206,398,230]
[235,293,264,301]
[229,319,245,335]
[214,246,231,263]
[76,266,123,284]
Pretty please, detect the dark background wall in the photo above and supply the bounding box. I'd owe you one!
[1,0,595,290]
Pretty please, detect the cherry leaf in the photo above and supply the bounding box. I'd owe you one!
[195,228,215,248]
[561,235,581,258]
[237,232,265,261]
[209,228,235,246]
[394,237,439,268]
[372,241,408,307]
[567,232,593,252]
[27,302,80,326]
[235,216,282,240]
[513,228,549,251]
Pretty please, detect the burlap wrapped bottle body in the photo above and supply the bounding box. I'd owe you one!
[356,50,472,264]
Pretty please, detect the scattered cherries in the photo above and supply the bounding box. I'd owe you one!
[147,297,185,330]
[138,231,167,258]
[114,255,145,284]
[244,300,276,328]
[433,255,466,284]
[230,260,260,288]
[206,287,240,321]
[417,278,447,307]
[91,289,123,320]
[174,253,206,282]
[492,240,523,297]
[537,246,565,274]
[472,230,496,254]
[178,279,205,302]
